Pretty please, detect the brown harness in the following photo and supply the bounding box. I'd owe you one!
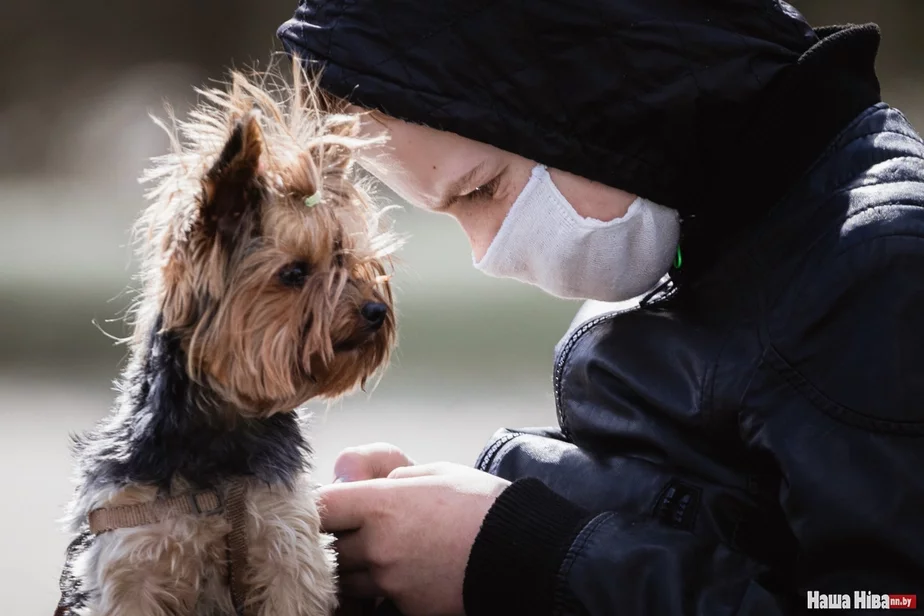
[57,479,252,616]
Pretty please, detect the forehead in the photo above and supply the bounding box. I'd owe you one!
[261,189,358,260]
[354,112,501,208]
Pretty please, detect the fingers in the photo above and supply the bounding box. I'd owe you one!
[338,570,381,599]
[386,461,454,480]
[334,443,416,482]
[333,529,372,572]
[321,462,464,532]
[334,598,378,616]
[319,481,389,532]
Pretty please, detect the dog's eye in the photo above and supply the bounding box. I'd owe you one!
[278,261,311,287]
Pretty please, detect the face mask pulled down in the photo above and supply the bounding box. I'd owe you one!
[474,165,680,302]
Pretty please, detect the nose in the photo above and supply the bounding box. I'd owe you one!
[360,302,389,330]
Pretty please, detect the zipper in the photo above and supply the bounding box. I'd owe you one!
[553,311,627,439]
[553,285,676,439]
[475,432,522,472]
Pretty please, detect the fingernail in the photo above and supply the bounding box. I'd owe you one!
[333,476,348,484]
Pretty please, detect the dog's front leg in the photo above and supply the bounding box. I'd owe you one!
[85,518,231,616]
[246,480,338,616]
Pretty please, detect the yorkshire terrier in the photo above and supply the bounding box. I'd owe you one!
[55,60,397,616]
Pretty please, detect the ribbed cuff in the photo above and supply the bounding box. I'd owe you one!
[463,478,594,616]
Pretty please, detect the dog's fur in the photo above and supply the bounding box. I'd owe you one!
[57,61,398,616]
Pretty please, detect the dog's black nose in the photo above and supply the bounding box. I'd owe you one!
[360,302,388,329]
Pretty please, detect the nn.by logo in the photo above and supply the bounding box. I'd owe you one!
[807,591,917,609]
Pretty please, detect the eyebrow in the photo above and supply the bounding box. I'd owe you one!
[436,161,486,211]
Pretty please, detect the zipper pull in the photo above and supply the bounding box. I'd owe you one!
[640,277,675,307]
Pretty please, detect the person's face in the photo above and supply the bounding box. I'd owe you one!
[354,111,637,260]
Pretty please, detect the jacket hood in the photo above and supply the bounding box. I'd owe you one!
[278,2,882,285]
[278,0,816,208]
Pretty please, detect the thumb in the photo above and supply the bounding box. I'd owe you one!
[333,443,415,482]
[386,461,458,480]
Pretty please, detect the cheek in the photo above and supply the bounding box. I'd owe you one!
[452,201,511,261]
[548,168,636,222]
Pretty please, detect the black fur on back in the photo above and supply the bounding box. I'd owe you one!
[55,531,93,614]
[73,315,312,493]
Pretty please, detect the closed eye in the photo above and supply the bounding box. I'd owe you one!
[457,174,502,203]
[438,164,508,211]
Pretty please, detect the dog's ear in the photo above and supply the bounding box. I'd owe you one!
[201,109,265,241]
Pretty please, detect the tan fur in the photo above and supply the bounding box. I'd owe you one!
[61,58,398,616]
[70,479,335,616]
[134,60,397,413]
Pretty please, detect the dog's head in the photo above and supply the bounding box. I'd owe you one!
[137,64,397,415]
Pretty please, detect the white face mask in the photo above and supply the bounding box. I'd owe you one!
[473,165,680,302]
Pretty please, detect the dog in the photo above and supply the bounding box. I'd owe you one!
[54,60,398,616]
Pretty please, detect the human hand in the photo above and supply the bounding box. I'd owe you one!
[320,462,512,616]
[331,443,415,616]
[332,442,416,483]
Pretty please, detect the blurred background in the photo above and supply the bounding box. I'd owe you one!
[2,1,922,611]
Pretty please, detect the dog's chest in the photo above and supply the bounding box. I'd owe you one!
[72,478,337,616]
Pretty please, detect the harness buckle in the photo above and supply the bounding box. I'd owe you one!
[187,491,223,516]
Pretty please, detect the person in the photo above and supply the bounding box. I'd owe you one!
[276,2,924,614]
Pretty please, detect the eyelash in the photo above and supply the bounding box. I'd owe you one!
[459,174,502,203]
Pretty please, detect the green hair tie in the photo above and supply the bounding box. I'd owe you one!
[673,246,683,269]
[304,192,322,208]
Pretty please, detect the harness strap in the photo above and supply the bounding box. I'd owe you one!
[225,481,251,616]
[76,480,251,616]
[88,490,222,534]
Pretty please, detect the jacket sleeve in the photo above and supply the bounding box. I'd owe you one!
[463,234,924,616]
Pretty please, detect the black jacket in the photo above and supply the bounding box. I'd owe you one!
[279,2,924,614]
